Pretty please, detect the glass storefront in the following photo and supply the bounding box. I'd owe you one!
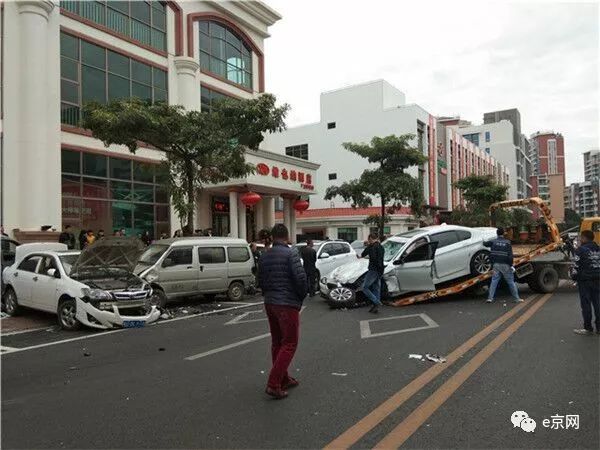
[61,149,170,239]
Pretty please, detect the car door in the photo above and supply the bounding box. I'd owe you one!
[317,243,340,277]
[197,246,227,292]
[335,242,356,267]
[11,255,43,307]
[158,246,197,297]
[31,256,61,312]
[226,246,253,286]
[393,241,438,292]
[428,230,465,282]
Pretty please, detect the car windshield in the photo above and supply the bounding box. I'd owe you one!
[138,244,169,265]
[59,254,79,276]
[382,239,408,262]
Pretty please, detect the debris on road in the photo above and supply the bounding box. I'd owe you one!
[331,372,347,376]
[0,312,9,319]
[409,354,424,360]
[158,347,165,352]
[159,312,171,320]
[425,354,446,363]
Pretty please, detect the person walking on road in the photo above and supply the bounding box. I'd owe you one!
[300,240,317,297]
[361,233,385,314]
[571,230,600,335]
[484,227,523,303]
[58,225,75,249]
[258,224,307,399]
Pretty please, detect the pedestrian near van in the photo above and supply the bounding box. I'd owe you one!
[484,227,523,303]
[300,240,317,297]
[84,230,96,248]
[361,233,385,313]
[58,225,76,249]
[571,230,600,335]
[258,224,307,399]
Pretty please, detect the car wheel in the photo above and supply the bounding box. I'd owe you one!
[227,282,244,302]
[470,251,491,276]
[327,286,357,309]
[57,298,81,331]
[3,287,20,316]
[148,288,168,309]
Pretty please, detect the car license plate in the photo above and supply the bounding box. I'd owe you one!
[123,320,145,328]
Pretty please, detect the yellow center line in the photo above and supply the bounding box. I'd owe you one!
[374,292,553,449]
[324,294,537,450]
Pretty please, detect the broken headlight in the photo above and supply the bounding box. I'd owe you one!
[81,288,113,301]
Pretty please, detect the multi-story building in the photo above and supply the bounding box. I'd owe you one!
[263,81,509,241]
[565,180,600,218]
[584,149,600,181]
[529,131,565,220]
[1,1,318,242]
[457,120,527,200]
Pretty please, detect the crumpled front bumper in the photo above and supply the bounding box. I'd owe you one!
[75,299,161,329]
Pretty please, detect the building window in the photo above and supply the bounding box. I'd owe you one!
[61,149,170,239]
[60,32,168,126]
[200,86,236,113]
[485,147,490,154]
[463,133,480,146]
[328,173,337,180]
[285,144,308,160]
[199,20,252,90]
[548,139,557,174]
[369,226,391,236]
[337,227,357,243]
[485,131,491,142]
[60,1,167,52]
[327,122,336,129]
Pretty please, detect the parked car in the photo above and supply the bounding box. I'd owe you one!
[135,237,255,307]
[293,240,358,280]
[320,225,497,307]
[1,236,20,301]
[350,239,366,254]
[2,238,159,330]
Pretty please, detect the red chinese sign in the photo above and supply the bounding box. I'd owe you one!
[255,162,314,190]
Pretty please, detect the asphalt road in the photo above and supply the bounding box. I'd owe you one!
[1,285,598,449]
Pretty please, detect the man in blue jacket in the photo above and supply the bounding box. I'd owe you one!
[572,230,600,335]
[484,227,523,303]
[258,224,308,399]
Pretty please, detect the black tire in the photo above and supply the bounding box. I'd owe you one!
[530,266,559,293]
[149,288,168,309]
[227,281,245,302]
[470,251,492,276]
[57,298,81,331]
[327,286,357,309]
[3,287,20,316]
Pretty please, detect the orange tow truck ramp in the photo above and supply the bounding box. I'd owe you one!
[392,197,564,306]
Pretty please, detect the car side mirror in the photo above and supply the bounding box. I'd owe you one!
[319,252,330,259]
[162,258,174,268]
[47,268,60,278]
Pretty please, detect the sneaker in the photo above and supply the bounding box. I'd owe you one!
[486,298,494,303]
[573,329,594,336]
[514,298,524,303]
[265,387,288,399]
[369,305,379,314]
[283,377,299,389]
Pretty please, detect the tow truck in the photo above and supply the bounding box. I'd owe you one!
[391,197,577,307]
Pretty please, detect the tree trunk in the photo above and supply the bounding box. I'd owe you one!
[380,195,386,239]
[184,161,195,236]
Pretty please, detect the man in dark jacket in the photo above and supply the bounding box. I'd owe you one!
[300,240,317,297]
[361,233,385,313]
[58,225,75,250]
[258,224,307,399]
[484,227,523,303]
[572,230,600,335]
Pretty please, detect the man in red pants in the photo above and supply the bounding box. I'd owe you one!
[258,224,308,399]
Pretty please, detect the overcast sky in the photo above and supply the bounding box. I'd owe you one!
[263,0,599,184]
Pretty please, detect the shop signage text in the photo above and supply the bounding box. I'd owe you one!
[256,163,314,190]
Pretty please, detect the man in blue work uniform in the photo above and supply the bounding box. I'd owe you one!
[571,230,600,335]
[484,227,523,303]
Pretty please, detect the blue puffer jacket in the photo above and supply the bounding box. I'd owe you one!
[258,242,307,309]
[483,236,514,266]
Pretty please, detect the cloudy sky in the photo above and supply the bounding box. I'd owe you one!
[264,0,599,184]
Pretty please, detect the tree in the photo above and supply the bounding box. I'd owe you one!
[564,208,582,230]
[324,134,427,237]
[451,175,509,226]
[82,95,289,233]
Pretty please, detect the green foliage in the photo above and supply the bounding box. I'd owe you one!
[564,208,582,230]
[324,134,427,237]
[450,175,509,226]
[82,95,289,232]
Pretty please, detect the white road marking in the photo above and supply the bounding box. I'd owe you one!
[0,345,19,353]
[185,333,270,361]
[224,309,266,325]
[360,313,439,339]
[0,302,263,356]
[1,326,55,336]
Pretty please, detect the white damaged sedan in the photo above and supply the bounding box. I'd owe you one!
[2,238,160,330]
[320,225,497,308]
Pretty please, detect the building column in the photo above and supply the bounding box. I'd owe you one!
[174,57,200,111]
[254,201,264,234]
[237,196,247,241]
[17,0,57,231]
[289,209,297,244]
[228,191,238,238]
[196,189,212,230]
[282,197,292,233]
[263,197,275,230]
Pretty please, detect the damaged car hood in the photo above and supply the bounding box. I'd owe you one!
[329,259,395,284]
[71,237,146,275]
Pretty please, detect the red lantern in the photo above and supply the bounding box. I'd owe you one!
[240,191,261,206]
[293,199,309,212]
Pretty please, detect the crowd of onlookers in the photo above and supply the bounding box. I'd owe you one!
[58,225,168,250]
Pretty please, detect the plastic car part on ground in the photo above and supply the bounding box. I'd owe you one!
[408,353,447,363]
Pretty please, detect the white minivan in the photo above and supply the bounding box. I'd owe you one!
[135,237,254,307]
